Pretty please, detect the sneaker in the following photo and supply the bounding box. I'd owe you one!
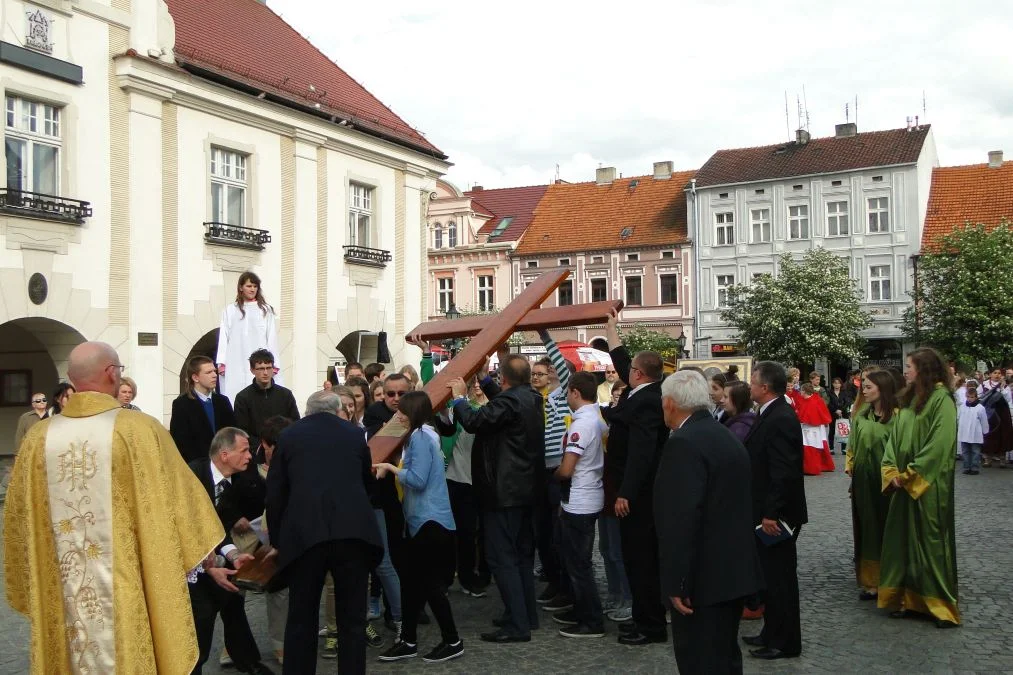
[368,597,382,620]
[366,622,385,648]
[542,596,574,612]
[377,641,417,662]
[607,604,632,622]
[552,610,579,626]
[321,637,337,659]
[392,620,403,644]
[272,649,284,665]
[536,584,559,604]
[219,648,233,668]
[318,627,330,638]
[602,594,622,611]
[461,586,487,598]
[559,624,606,639]
[422,641,464,663]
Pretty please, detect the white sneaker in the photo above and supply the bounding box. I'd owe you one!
[607,603,632,622]
[219,648,233,667]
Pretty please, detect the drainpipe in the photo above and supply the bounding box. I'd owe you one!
[689,178,701,358]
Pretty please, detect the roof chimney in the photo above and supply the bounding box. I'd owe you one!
[596,167,616,185]
[472,185,484,191]
[795,129,810,145]
[835,122,857,138]
[653,161,674,180]
[988,150,1003,169]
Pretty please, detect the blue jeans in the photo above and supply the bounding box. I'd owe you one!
[962,442,982,471]
[597,514,631,601]
[558,510,603,630]
[373,508,402,621]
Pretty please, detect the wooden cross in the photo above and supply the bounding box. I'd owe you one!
[368,269,624,464]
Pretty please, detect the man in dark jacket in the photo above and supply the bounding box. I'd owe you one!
[266,390,384,675]
[655,370,763,673]
[449,354,544,643]
[233,349,300,451]
[742,361,808,660]
[171,355,238,462]
[601,310,670,645]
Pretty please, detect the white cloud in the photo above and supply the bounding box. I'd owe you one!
[270,0,1013,186]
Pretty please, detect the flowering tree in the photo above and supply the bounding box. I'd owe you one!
[721,248,871,365]
[902,222,1013,368]
[619,324,684,361]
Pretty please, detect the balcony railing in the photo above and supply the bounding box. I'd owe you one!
[204,222,271,250]
[0,189,92,224]
[344,245,392,267]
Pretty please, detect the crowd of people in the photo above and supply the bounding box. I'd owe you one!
[1,271,999,674]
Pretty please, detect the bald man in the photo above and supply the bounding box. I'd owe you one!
[4,341,225,674]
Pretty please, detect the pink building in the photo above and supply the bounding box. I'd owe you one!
[511,163,696,350]
[427,180,548,320]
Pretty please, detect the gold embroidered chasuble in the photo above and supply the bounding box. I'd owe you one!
[4,392,224,674]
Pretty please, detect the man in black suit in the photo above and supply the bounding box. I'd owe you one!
[655,370,763,674]
[267,389,384,675]
[171,355,238,462]
[187,427,273,675]
[602,310,670,645]
[742,361,808,660]
[450,354,544,643]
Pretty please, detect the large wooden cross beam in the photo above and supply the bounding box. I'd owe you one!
[367,269,623,464]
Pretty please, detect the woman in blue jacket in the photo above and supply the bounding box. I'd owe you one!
[374,391,462,664]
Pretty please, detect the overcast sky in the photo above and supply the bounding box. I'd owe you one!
[271,0,1013,189]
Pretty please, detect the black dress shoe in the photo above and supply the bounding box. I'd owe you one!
[618,620,638,633]
[889,610,909,619]
[480,630,531,643]
[935,619,959,629]
[859,590,878,601]
[741,634,765,647]
[239,663,276,675]
[617,632,667,646]
[750,647,799,660]
[492,616,508,628]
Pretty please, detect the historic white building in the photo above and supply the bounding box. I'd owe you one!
[0,0,448,453]
[689,123,937,373]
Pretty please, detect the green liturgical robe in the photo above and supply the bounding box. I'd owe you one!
[849,408,895,589]
[878,385,959,624]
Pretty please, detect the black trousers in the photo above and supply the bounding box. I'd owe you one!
[671,598,745,674]
[401,521,460,645]
[188,574,262,674]
[756,527,802,654]
[557,510,603,630]
[619,508,666,637]
[283,539,372,675]
[534,467,563,587]
[446,479,490,590]
[484,506,538,637]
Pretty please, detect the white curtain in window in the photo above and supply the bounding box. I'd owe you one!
[5,138,25,191]
[33,144,58,195]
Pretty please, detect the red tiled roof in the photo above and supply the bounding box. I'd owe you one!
[513,171,695,256]
[694,127,931,188]
[165,0,444,158]
[922,161,1013,250]
[465,185,550,242]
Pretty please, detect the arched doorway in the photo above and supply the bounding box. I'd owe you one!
[0,317,87,456]
[177,328,220,395]
[336,330,381,367]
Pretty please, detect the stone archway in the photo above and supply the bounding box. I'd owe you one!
[176,328,220,395]
[0,317,87,455]
[336,330,380,366]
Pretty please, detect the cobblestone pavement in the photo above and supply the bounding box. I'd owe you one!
[2,455,1013,673]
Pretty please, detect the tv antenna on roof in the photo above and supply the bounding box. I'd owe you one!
[922,90,927,120]
[784,91,791,141]
[802,84,810,131]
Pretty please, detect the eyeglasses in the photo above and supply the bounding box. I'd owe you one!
[531,372,549,378]
[106,364,126,373]
[253,365,274,372]
[385,390,408,398]
[32,398,47,403]
[606,370,616,374]
[630,367,643,376]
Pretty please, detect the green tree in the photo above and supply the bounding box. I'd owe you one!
[720,248,871,365]
[902,221,1013,367]
[619,324,683,361]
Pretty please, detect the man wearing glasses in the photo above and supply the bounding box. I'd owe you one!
[597,367,621,405]
[233,349,300,453]
[14,392,50,452]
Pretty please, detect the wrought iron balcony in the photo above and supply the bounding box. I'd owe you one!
[0,189,92,224]
[204,222,271,250]
[344,245,392,267]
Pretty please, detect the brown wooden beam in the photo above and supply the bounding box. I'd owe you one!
[368,269,571,465]
[405,299,625,341]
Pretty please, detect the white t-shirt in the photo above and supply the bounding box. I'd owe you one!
[561,403,606,515]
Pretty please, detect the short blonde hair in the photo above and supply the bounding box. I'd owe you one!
[120,376,137,397]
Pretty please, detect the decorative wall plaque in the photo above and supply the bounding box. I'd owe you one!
[25,9,54,55]
[27,273,47,305]
[137,332,159,346]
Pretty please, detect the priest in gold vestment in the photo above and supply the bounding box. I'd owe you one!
[4,342,225,674]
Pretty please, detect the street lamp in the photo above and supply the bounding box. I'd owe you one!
[676,326,688,359]
[444,303,462,357]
